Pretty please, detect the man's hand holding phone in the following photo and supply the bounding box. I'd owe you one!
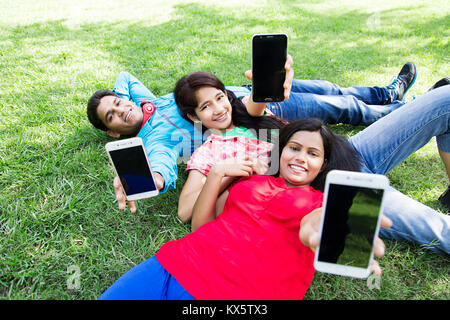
[106,137,164,213]
[113,172,164,213]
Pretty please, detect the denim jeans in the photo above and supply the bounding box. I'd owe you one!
[348,85,450,254]
[116,74,403,127]
[98,256,194,300]
[268,80,449,254]
[267,79,404,125]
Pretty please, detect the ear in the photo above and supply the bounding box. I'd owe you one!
[107,130,121,138]
[187,113,200,123]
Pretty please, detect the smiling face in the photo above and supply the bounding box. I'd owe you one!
[279,130,326,188]
[187,86,234,133]
[97,95,144,137]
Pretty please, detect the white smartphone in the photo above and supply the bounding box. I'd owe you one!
[105,137,159,201]
[314,170,389,279]
[252,33,288,102]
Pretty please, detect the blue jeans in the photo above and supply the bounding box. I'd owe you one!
[98,256,194,300]
[348,85,450,254]
[115,72,402,126]
[267,79,404,125]
[268,80,449,254]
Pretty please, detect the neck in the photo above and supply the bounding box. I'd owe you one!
[219,123,236,134]
[283,178,311,189]
[206,123,235,135]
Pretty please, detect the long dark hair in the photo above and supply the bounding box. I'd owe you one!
[174,71,286,140]
[273,118,361,192]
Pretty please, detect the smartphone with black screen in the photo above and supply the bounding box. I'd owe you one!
[105,137,159,200]
[252,33,288,102]
[314,170,388,279]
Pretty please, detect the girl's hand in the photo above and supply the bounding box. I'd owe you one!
[252,157,269,175]
[283,54,294,100]
[210,159,254,178]
[245,54,294,101]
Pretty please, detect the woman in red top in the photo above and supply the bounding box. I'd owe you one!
[98,119,389,300]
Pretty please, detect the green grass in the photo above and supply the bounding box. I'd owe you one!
[0,0,449,300]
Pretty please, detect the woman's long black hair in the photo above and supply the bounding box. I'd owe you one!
[274,118,362,192]
[174,71,286,141]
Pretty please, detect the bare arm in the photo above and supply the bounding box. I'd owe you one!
[191,161,254,232]
[215,189,230,217]
[177,170,236,223]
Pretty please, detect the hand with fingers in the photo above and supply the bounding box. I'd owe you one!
[299,207,392,275]
[112,172,165,213]
[210,158,255,179]
[252,158,269,175]
[245,53,294,101]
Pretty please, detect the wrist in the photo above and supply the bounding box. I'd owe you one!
[209,165,226,179]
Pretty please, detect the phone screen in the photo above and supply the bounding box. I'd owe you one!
[109,146,157,196]
[252,34,287,102]
[318,184,384,268]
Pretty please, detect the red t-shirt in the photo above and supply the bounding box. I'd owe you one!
[155,175,323,300]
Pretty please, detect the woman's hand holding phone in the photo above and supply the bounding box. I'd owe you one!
[299,207,393,275]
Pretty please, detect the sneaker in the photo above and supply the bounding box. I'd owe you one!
[438,186,450,211]
[386,62,417,102]
[428,77,450,92]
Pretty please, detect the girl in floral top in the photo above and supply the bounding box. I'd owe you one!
[174,70,291,222]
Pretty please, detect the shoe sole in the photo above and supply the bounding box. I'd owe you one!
[428,77,450,92]
[402,66,417,101]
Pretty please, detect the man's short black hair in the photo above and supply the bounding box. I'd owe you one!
[87,89,119,131]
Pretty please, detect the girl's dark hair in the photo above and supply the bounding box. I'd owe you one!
[87,89,119,131]
[174,72,286,140]
[274,118,361,192]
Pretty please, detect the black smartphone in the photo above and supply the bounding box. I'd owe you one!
[252,33,288,102]
[314,170,388,278]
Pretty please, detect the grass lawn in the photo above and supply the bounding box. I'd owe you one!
[0,0,449,300]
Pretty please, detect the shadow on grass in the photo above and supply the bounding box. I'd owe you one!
[3,3,448,91]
